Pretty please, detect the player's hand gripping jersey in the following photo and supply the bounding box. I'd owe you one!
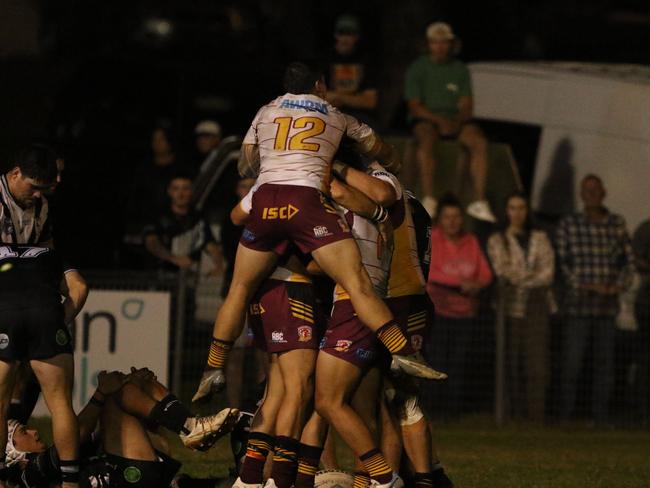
[243,93,375,192]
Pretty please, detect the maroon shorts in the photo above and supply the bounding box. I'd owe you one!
[240,184,351,255]
[385,294,434,353]
[320,300,379,370]
[248,279,321,354]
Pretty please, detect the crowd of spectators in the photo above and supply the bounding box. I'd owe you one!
[109,15,649,425]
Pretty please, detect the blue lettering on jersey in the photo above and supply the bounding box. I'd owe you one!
[280,99,329,115]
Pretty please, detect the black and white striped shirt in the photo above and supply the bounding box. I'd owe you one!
[0,174,52,244]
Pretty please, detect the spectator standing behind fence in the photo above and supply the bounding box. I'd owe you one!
[487,192,555,422]
[557,175,635,424]
[405,22,495,223]
[124,127,186,250]
[325,14,380,128]
[143,173,223,273]
[426,195,493,416]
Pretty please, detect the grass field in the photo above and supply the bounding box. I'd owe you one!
[30,416,650,487]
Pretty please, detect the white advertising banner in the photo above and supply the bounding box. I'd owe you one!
[33,290,170,415]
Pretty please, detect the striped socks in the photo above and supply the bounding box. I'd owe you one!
[359,448,393,485]
[207,337,233,369]
[376,320,412,354]
[414,472,435,488]
[270,436,300,488]
[240,432,274,484]
[294,443,323,488]
[353,471,371,488]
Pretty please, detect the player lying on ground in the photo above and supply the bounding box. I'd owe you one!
[0,245,88,488]
[3,367,238,487]
[193,61,441,404]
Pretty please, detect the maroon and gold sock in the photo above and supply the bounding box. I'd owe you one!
[353,470,371,488]
[294,443,323,487]
[270,436,300,488]
[207,337,233,369]
[359,448,393,485]
[240,432,274,484]
[376,320,412,354]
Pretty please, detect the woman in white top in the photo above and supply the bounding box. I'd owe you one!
[487,192,555,422]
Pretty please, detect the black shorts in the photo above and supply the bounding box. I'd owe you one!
[0,305,73,361]
[102,452,181,488]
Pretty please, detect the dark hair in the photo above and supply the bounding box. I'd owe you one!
[498,191,536,252]
[283,61,323,95]
[500,191,535,232]
[168,168,194,185]
[433,193,463,223]
[12,144,58,183]
[581,173,604,187]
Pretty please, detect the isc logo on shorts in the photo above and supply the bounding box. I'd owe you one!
[249,303,265,315]
[262,205,299,220]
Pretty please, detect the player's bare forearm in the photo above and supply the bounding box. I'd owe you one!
[353,135,401,175]
[230,202,250,226]
[330,179,382,220]
[333,163,396,206]
[61,270,88,324]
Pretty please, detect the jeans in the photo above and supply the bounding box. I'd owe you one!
[560,316,616,423]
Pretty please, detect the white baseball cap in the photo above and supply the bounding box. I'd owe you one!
[426,22,455,41]
[195,120,222,137]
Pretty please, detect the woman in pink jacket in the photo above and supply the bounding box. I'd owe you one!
[426,195,493,416]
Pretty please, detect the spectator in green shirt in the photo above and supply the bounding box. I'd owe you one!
[405,22,496,223]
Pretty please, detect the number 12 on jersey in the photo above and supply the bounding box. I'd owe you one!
[273,116,326,152]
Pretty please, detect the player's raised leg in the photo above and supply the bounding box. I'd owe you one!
[312,239,445,380]
[194,244,278,402]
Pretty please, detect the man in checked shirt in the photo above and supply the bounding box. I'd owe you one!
[557,174,635,424]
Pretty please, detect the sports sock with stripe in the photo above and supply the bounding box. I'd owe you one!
[414,472,435,488]
[294,443,323,488]
[270,436,300,488]
[146,393,192,434]
[207,337,233,369]
[359,448,393,485]
[240,432,275,484]
[353,470,371,488]
[376,320,413,354]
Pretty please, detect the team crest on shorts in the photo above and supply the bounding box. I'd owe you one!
[123,465,142,483]
[297,326,312,342]
[0,334,9,350]
[334,340,352,352]
[271,331,287,343]
[56,329,69,346]
[313,226,333,238]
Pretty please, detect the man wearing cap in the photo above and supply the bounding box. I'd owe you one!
[405,22,495,222]
[195,120,222,164]
[326,14,379,128]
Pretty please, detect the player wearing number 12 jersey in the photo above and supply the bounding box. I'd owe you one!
[193,62,442,413]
